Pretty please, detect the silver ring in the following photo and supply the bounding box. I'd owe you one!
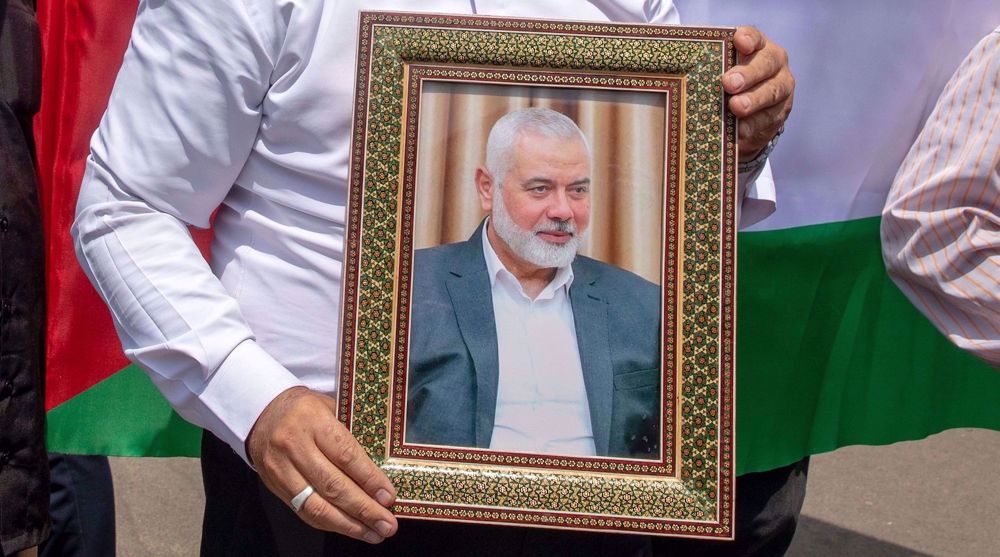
[290,485,315,513]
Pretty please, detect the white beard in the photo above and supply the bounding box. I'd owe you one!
[491,190,582,268]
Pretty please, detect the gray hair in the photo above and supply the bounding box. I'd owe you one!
[484,107,590,187]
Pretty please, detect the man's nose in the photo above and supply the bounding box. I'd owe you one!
[546,191,573,221]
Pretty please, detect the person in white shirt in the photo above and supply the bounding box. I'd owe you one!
[72,0,795,554]
[406,108,663,461]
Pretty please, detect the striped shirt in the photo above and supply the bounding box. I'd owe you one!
[881,27,1000,365]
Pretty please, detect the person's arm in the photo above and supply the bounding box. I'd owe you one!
[881,29,1000,365]
[644,7,790,229]
[72,0,397,542]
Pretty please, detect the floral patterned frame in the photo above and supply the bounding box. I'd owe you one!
[340,11,737,538]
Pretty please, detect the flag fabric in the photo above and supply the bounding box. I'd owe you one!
[38,0,1000,474]
[675,0,1000,473]
[36,0,202,456]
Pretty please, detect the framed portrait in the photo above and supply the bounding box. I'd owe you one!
[340,11,738,539]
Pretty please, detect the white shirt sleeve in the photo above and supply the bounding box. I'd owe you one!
[738,161,777,228]
[641,0,680,24]
[71,0,304,462]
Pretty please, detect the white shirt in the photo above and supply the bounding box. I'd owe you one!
[72,0,775,462]
[481,226,597,457]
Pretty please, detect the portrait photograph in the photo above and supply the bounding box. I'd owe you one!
[402,81,672,467]
[339,12,737,538]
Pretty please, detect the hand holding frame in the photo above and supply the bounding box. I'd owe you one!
[247,386,399,544]
[724,26,794,160]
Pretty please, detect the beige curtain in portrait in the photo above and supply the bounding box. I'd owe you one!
[413,82,667,285]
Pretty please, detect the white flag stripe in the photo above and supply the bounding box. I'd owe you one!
[675,0,1000,230]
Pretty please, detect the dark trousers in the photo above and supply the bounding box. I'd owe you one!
[201,432,807,557]
[38,454,116,557]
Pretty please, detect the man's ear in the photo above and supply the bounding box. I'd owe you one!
[475,166,495,213]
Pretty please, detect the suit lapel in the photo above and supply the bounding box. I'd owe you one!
[570,262,614,457]
[445,224,500,448]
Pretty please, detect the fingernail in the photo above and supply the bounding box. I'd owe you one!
[740,123,752,138]
[376,520,393,536]
[375,489,394,507]
[738,95,751,110]
[363,531,384,544]
[727,73,745,90]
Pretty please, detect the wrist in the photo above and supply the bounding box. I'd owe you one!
[738,125,783,175]
[246,385,313,466]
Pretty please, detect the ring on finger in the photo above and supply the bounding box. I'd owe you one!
[290,484,315,513]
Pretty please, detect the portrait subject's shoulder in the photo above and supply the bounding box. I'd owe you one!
[574,255,659,303]
[414,242,464,269]
[411,242,473,286]
[573,256,660,337]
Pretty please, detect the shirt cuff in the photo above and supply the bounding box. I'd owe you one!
[737,160,777,229]
[198,339,307,463]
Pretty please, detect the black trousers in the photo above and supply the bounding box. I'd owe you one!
[201,432,808,557]
[38,454,116,557]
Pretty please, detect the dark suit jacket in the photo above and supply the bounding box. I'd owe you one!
[0,0,50,553]
[406,223,661,459]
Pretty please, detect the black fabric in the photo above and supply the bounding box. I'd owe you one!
[200,432,808,557]
[652,458,810,557]
[37,455,116,557]
[200,431,323,557]
[327,517,652,557]
[0,0,49,554]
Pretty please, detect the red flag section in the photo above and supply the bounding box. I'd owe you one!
[35,0,212,411]
[35,0,139,410]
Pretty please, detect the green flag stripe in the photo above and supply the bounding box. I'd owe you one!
[46,364,201,457]
[736,216,1000,473]
[46,216,1000,473]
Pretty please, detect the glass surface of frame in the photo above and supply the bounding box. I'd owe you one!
[340,11,737,539]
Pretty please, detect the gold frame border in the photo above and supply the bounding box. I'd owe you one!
[341,11,737,538]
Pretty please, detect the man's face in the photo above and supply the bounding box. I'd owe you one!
[479,132,591,269]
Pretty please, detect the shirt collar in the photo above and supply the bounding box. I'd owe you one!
[482,219,575,300]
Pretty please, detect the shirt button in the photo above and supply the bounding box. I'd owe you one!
[0,215,7,232]
[0,380,11,398]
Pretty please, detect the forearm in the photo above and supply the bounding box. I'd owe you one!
[73,160,305,460]
[70,0,305,459]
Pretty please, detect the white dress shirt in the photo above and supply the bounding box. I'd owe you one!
[881,28,1000,365]
[72,0,775,462]
[481,226,597,457]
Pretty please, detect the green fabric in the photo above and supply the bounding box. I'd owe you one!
[46,364,201,457]
[46,216,1000,473]
[736,216,1000,474]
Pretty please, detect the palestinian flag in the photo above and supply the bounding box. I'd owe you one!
[37,0,201,457]
[37,0,1000,475]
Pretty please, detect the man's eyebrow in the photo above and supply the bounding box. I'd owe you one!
[519,177,592,187]
[520,177,555,187]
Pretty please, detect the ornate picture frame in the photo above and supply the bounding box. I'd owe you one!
[340,11,737,539]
